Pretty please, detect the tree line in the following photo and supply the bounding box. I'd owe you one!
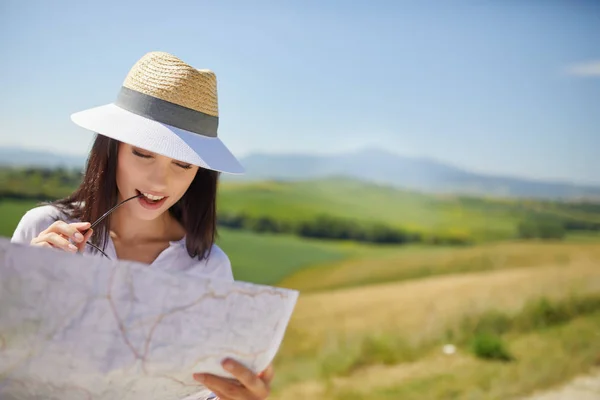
[516,215,600,240]
[217,212,472,246]
[2,166,599,244]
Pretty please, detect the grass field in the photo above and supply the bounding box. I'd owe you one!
[275,312,600,399]
[279,240,600,292]
[2,178,600,398]
[0,199,38,238]
[218,179,519,241]
[217,228,392,284]
[271,247,600,397]
[286,256,600,343]
[218,178,600,242]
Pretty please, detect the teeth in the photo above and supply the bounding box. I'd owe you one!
[142,192,165,201]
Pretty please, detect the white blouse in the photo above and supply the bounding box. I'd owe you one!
[10,205,234,283]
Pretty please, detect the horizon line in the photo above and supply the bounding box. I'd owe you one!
[1,143,599,188]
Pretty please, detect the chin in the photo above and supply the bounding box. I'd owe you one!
[135,209,165,221]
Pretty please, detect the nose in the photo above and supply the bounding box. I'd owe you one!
[146,160,170,192]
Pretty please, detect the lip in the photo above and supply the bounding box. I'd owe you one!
[135,189,169,210]
[136,189,168,198]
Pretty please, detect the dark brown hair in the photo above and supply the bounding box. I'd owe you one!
[52,134,220,260]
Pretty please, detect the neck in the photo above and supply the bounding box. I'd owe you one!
[109,206,181,244]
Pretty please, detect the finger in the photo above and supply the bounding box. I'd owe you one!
[31,235,54,248]
[48,232,79,253]
[222,359,269,399]
[35,232,78,253]
[69,222,93,243]
[77,228,93,253]
[259,364,275,386]
[46,221,91,244]
[194,374,250,400]
[210,389,232,400]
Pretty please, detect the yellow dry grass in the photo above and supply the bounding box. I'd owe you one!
[279,241,600,293]
[287,257,599,346]
[272,241,600,397]
[274,312,600,399]
[275,351,473,398]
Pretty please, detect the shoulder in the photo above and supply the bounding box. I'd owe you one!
[177,243,234,282]
[10,204,75,245]
[202,244,235,282]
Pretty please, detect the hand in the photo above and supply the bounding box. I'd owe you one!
[31,221,93,254]
[193,359,274,400]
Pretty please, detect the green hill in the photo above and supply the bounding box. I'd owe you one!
[218,178,600,242]
[3,166,600,244]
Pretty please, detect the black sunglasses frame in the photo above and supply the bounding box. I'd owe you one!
[80,193,144,259]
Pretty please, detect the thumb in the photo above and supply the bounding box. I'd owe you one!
[259,364,275,385]
[77,228,93,253]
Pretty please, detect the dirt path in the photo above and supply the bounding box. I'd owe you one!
[521,369,600,400]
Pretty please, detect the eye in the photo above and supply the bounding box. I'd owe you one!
[174,162,193,170]
[132,149,152,159]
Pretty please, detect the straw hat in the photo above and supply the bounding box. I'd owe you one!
[71,51,244,174]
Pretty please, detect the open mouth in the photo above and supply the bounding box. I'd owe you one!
[136,189,168,207]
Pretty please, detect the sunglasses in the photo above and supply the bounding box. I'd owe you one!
[80,193,144,259]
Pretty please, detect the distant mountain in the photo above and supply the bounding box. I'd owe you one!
[229,148,600,200]
[0,147,86,169]
[1,146,599,200]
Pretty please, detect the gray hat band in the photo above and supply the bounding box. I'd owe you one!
[114,86,218,138]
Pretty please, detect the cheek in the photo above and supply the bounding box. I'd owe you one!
[171,172,196,200]
[116,153,141,193]
[116,169,134,191]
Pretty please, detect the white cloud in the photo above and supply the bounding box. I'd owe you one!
[565,60,600,77]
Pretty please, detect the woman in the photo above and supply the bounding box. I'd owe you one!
[11,51,273,400]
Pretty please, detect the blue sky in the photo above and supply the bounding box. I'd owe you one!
[0,0,598,184]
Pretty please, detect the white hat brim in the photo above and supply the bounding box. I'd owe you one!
[71,104,245,174]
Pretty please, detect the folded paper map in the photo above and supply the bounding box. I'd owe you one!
[0,238,298,400]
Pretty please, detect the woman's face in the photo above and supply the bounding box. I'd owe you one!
[115,142,199,221]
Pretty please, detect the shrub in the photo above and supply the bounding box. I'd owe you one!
[470,333,514,362]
